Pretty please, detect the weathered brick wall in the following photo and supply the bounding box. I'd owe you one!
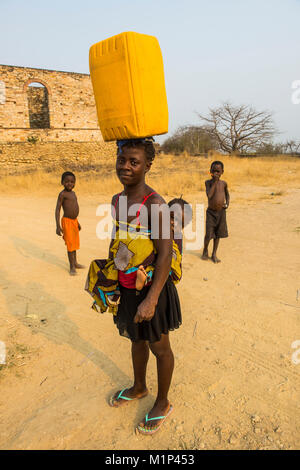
[27,86,50,129]
[0,141,116,175]
[0,64,102,143]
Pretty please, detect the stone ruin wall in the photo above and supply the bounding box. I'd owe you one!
[0,141,116,175]
[0,64,116,173]
[0,64,103,143]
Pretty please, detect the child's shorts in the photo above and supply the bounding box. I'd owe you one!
[205,208,228,240]
[61,217,80,252]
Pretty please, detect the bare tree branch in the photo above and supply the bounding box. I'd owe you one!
[197,102,277,153]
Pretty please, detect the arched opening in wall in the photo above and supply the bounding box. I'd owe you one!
[26,82,50,129]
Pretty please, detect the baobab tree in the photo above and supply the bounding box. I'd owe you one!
[197,102,276,154]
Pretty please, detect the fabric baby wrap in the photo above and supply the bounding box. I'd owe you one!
[85,219,182,315]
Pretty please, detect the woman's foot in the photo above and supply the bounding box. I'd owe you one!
[136,265,147,291]
[137,399,173,434]
[211,254,221,263]
[70,267,77,276]
[201,249,209,260]
[110,386,148,407]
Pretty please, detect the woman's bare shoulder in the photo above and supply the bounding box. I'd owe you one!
[111,192,122,205]
[145,187,166,206]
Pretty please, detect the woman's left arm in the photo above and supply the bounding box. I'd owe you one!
[133,198,172,323]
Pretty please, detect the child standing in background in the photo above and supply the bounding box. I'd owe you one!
[55,171,85,275]
[202,161,230,263]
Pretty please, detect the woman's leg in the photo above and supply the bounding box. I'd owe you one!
[150,333,174,404]
[110,340,149,406]
[138,333,174,429]
[132,339,150,393]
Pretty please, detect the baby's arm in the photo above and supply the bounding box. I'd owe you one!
[55,191,64,235]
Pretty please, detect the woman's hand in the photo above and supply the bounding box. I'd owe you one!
[133,297,157,323]
[56,226,63,236]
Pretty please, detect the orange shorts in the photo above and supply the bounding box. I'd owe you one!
[61,217,80,252]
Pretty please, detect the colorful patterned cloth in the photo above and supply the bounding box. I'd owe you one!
[85,217,182,315]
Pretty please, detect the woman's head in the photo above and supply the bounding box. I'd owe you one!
[116,138,155,186]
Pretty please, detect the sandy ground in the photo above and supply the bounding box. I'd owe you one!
[0,186,299,450]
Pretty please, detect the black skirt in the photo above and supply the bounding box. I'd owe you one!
[113,277,182,343]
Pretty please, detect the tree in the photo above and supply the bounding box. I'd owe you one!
[161,125,218,155]
[255,140,300,155]
[283,140,300,155]
[197,102,276,154]
[255,142,285,155]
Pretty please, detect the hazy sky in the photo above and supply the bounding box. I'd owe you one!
[1,0,299,143]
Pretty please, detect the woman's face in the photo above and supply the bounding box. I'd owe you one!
[116,146,150,186]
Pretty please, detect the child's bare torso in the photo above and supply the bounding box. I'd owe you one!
[61,190,79,219]
[206,179,227,211]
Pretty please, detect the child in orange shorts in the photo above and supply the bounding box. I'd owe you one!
[55,171,85,275]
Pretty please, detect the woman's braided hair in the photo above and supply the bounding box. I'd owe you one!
[116,137,156,163]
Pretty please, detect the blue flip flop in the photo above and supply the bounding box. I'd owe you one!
[109,388,148,407]
[137,405,174,435]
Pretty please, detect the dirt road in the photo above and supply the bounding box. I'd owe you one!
[0,188,299,449]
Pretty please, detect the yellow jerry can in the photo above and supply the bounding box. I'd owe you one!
[89,31,168,141]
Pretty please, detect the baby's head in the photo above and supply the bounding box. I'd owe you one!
[116,138,155,185]
[61,171,76,191]
[210,161,224,178]
[168,197,193,234]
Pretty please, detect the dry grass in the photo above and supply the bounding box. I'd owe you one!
[0,153,299,197]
